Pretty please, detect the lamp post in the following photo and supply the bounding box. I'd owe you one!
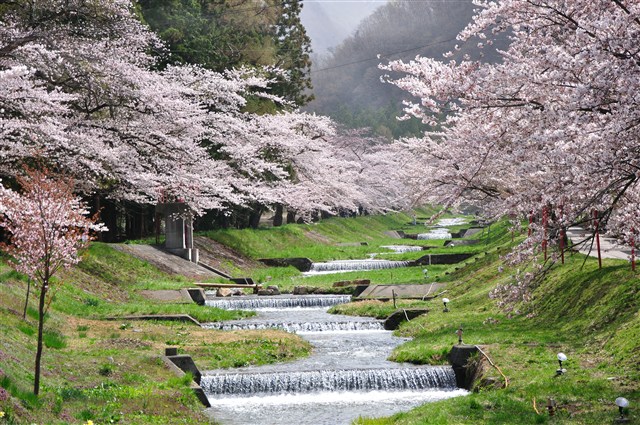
[443,297,450,312]
[615,397,630,423]
[556,352,567,375]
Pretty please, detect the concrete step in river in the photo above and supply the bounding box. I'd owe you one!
[202,294,466,425]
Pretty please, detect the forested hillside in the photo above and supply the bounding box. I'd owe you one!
[307,0,504,138]
[139,0,313,106]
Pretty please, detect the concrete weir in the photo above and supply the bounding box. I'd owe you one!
[410,253,474,266]
[383,308,430,330]
[448,345,480,390]
[162,348,210,407]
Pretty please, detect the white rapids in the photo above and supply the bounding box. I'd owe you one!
[203,297,467,424]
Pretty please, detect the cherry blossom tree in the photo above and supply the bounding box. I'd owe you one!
[382,0,640,241]
[326,129,419,214]
[0,168,105,395]
[0,0,241,213]
[379,0,640,310]
[0,0,404,228]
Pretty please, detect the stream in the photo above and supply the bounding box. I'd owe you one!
[201,295,466,425]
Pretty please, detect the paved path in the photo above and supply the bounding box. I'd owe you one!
[139,289,193,303]
[566,227,632,260]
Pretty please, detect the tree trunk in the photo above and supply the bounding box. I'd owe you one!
[94,194,102,241]
[273,204,284,227]
[34,280,47,395]
[22,278,31,320]
[101,200,119,242]
[249,206,263,229]
[286,211,296,224]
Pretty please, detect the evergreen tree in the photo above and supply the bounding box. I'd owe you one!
[138,0,313,106]
[272,0,314,106]
[138,0,278,71]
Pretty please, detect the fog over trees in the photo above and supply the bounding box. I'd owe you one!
[306,0,500,138]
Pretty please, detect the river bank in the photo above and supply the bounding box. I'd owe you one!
[0,210,638,424]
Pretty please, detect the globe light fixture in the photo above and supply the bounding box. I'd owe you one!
[615,397,630,423]
[556,352,567,375]
[442,297,450,312]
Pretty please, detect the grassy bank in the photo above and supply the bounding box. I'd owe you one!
[202,211,513,292]
[0,244,311,424]
[203,211,639,423]
[339,250,640,424]
[2,209,638,424]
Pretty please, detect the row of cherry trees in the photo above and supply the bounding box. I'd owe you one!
[0,0,409,229]
[382,0,640,245]
[0,0,413,397]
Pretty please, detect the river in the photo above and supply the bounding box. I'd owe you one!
[201,295,466,425]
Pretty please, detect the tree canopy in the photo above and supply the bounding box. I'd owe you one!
[383,0,640,242]
[138,0,313,107]
[0,0,411,231]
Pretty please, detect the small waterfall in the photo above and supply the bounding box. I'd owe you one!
[417,228,452,240]
[206,295,351,310]
[308,259,410,273]
[433,218,467,226]
[202,366,456,396]
[380,245,424,253]
[203,320,385,332]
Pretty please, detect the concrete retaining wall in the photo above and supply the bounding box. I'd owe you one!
[411,253,474,266]
[258,257,313,272]
[383,308,429,330]
[162,350,210,407]
[448,345,480,390]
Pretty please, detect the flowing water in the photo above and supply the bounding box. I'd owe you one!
[380,245,425,253]
[417,217,467,239]
[303,259,411,276]
[202,296,466,424]
[205,294,352,310]
[417,228,452,240]
[432,218,467,227]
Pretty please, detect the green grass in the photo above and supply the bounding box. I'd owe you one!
[0,240,314,424]
[77,242,189,288]
[200,212,513,294]
[43,329,67,349]
[338,247,640,424]
[2,209,639,424]
[200,209,451,261]
[192,335,312,369]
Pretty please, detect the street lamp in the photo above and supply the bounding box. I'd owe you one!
[442,297,450,312]
[615,397,630,423]
[556,352,567,375]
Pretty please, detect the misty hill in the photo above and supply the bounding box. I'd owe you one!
[301,0,384,54]
[306,0,500,138]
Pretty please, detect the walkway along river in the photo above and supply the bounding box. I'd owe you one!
[201,295,467,425]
